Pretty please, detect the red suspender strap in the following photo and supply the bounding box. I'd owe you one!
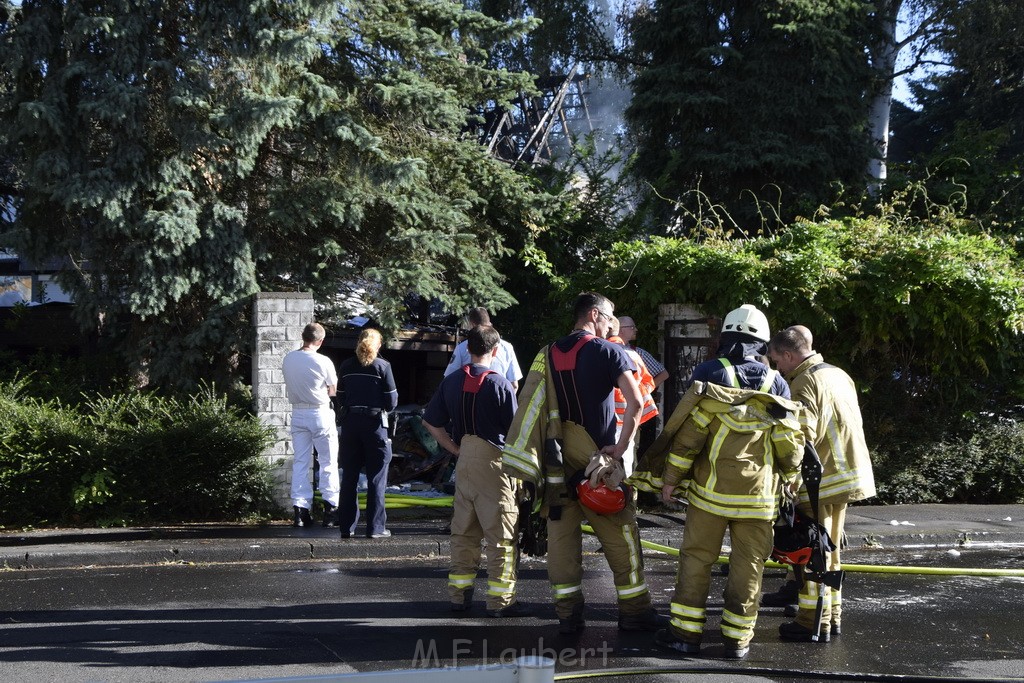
[550,334,596,372]
[462,365,494,394]
[461,366,495,436]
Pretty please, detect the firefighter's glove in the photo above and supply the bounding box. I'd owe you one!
[585,452,626,490]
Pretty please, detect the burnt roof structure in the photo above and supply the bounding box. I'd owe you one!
[472,64,594,166]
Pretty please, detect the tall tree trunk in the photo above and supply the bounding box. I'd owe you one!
[867,5,900,197]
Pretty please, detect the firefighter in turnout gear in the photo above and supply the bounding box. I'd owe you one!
[767,325,876,641]
[502,292,667,634]
[632,304,804,659]
[422,325,528,617]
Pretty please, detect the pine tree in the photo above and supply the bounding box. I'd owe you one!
[623,0,874,232]
[892,0,1024,228]
[0,0,541,387]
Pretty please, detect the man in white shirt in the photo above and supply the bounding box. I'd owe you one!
[444,307,523,391]
[282,322,340,527]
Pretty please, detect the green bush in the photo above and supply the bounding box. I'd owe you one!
[0,380,278,528]
[0,349,135,405]
[0,379,99,522]
[874,417,1024,504]
[564,213,1024,504]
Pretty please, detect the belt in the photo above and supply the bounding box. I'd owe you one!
[345,406,382,416]
[292,402,330,410]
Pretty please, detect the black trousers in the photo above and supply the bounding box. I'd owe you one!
[338,413,392,536]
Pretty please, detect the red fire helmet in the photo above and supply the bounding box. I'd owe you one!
[575,479,628,515]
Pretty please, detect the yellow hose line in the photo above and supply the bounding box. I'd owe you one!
[581,524,1024,578]
[359,494,454,510]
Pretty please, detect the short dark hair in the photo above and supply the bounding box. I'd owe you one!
[467,325,501,357]
[466,307,491,327]
[572,292,612,324]
[301,322,326,344]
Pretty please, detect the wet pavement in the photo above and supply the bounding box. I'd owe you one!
[1,504,1023,682]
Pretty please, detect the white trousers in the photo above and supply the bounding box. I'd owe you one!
[290,408,340,508]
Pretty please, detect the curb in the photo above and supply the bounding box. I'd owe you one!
[0,534,450,570]
[3,504,1023,570]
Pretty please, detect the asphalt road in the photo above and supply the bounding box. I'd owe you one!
[1,542,1023,683]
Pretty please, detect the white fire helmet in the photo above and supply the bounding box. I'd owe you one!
[722,304,771,342]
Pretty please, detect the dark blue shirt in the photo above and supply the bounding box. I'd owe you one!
[337,356,398,411]
[423,364,517,448]
[691,356,791,398]
[551,331,635,448]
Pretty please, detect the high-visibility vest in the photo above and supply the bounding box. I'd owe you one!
[612,341,659,426]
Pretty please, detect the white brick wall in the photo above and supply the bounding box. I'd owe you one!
[253,292,315,507]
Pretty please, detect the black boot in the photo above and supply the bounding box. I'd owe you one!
[618,607,670,631]
[293,506,313,528]
[322,503,339,527]
[761,579,800,607]
[558,604,586,634]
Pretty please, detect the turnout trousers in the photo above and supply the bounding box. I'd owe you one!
[338,413,392,536]
[447,435,520,610]
[795,501,847,632]
[546,422,651,620]
[669,505,773,649]
[290,407,340,509]
[547,497,651,619]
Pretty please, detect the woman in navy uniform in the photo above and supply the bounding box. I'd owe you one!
[337,328,398,538]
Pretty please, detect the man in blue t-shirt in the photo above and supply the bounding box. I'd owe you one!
[542,292,668,634]
[423,325,527,617]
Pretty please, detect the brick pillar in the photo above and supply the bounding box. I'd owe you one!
[253,292,315,507]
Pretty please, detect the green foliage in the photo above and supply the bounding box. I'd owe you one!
[0,0,547,390]
[499,134,642,351]
[0,349,135,404]
[874,419,1024,505]
[468,0,614,77]
[891,0,1024,231]
[623,0,874,231]
[0,381,277,527]
[563,212,1024,503]
[0,380,97,521]
[578,217,1024,405]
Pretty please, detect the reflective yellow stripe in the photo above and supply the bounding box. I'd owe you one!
[672,618,704,634]
[448,574,476,588]
[503,447,540,480]
[691,408,712,429]
[759,369,777,392]
[670,603,705,619]
[551,583,582,597]
[616,582,649,599]
[719,358,740,388]
[669,602,706,634]
[487,579,515,596]
[501,358,547,481]
[723,609,756,626]
[702,425,730,491]
[496,541,515,583]
[719,413,774,432]
[666,452,693,470]
[721,623,749,640]
[687,496,776,520]
[721,609,756,640]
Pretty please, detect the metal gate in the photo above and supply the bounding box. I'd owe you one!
[661,316,719,418]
